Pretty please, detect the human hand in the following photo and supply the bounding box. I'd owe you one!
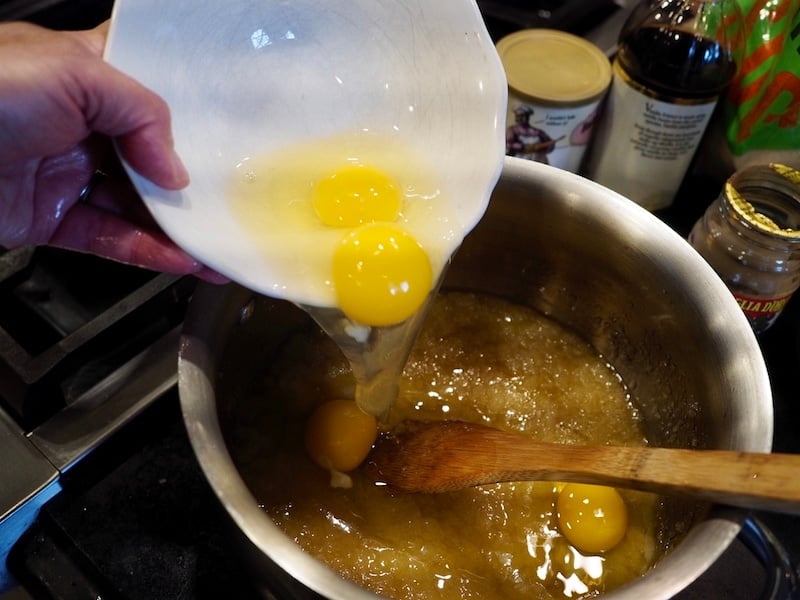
[0,20,226,283]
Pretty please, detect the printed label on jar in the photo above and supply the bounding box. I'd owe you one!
[586,63,718,211]
[734,292,794,318]
[504,93,603,174]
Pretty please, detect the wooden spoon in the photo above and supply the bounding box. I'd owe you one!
[364,420,800,515]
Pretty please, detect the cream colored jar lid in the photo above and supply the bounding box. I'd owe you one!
[496,29,612,104]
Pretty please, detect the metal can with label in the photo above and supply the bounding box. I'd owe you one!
[688,163,800,333]
[495,29,611,174]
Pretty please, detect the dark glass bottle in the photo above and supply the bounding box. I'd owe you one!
[587,0,744,211]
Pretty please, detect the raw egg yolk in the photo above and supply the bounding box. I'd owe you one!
[304,399,378,473]
[313,164,402,227]
[556,483,628,554]
[332,223,433,326]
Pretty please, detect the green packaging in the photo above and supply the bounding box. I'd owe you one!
[723,0,800,158]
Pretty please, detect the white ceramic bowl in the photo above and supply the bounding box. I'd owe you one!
[104,0,507,305]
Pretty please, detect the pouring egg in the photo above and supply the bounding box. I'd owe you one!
[104,0,507,418]
[332,223,433,327]
[305,398,378,487]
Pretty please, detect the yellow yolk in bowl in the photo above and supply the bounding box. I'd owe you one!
[313,164,402,227]
[332,223,433,326]
[304,398,378,473]
[557,483,628,554]
[308,163,435,327]
[231,136,454,321]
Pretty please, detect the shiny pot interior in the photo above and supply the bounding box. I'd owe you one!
[179,156,773,599]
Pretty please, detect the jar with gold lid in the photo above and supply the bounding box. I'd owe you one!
[688,163,800,333]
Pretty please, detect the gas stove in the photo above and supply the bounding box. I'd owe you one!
[0,1,799,599]
[0,247,197,592]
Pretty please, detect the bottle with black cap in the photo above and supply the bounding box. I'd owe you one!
[586,0,744,211]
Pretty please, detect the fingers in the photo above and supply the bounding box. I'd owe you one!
[79,63,190,190]
[0,22,189,191]
[91,20,110,40]
[70,162,230,283]
[49,201,228,283]
[80,169,160,229]
[193,266,232,285]
[82,20,109,54]
[71,27,190,190]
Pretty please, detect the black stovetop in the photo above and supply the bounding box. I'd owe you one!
[8,392,261,600]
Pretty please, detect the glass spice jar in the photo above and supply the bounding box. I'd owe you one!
[688,163,800,333]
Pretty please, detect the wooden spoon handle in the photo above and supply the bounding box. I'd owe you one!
[503,440,800,514]
[369,421,800,514]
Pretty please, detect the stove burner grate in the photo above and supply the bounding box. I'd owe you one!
[0,247,195,430]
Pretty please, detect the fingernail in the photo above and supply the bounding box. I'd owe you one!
[171,152,191,188]
[197,268,231,284]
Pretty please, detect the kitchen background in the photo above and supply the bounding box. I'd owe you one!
[0,0,798,598]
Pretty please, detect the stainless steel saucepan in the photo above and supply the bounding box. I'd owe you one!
[178,157,773,598]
